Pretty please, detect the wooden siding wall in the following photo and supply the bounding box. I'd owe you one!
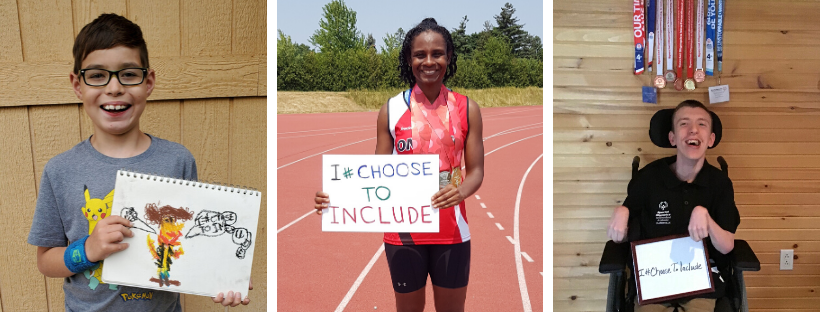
[554,0,820,311]
[0,1,266,312]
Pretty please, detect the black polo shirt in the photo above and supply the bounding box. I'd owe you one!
[623,155,740,299]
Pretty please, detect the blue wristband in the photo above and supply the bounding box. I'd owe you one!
[64,235,98,274]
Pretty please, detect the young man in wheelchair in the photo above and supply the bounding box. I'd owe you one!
[607,100,740,312]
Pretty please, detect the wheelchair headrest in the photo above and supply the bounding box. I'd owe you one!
[649,108,722,149]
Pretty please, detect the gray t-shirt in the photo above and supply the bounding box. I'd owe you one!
[28,134,197,312]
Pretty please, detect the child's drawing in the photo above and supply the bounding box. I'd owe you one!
[185,210,253,259]
[144,203,194,287]
[81,186,118,290]
[121,207,156,234]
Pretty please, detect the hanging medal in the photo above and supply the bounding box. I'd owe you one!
[716,0,725,75]
[684,0,696,91]
[654,0,666,88]
[634,0,646,75]
[647,0,656,74]
[664,0,675,83]
[695,0,705,83]
[674,0,685,90]
[705,0,716,76]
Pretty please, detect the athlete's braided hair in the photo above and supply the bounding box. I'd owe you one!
[398,18,458,88]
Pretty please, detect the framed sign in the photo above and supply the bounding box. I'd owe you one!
[631,234,715,305]
[321,154,439,232]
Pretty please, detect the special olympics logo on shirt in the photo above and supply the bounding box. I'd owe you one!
[659,201,668,210]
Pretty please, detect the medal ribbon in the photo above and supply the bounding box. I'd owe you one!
[675,0,684,80]
[656,0,664,76]
[716,0,724,73]
[633,0,646,75]
[705,0,716,75]
[409,85,463,173]
[665,0,674,72]
[696,0,704,71]
[686,0,694,80]
[647,0,655,72]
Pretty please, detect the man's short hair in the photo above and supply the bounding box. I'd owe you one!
[72,13,149,74]
[672,100,713,133]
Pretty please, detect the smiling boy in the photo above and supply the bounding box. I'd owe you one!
[27,13,249,311]
[606,100,740,311]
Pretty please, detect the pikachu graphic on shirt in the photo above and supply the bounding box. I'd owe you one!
[81,186,118,290]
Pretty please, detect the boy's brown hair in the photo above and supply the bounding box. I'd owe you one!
[72,13,149,74]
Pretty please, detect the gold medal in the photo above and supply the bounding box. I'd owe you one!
[450,167,462,187]
[684,79,696,91]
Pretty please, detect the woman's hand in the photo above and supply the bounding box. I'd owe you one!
[314,191,330,215]
[431,185,464,209]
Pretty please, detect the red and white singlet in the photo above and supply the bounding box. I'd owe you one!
[383,86,471,245]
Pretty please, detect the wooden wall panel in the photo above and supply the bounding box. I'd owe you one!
[72,0,127,36]
[554,0,820,311]
[182,0,232,57]
[229,97,266,311]
[232,0,265,55]
[127,1,181,57]
[0,0,22,63]
[0,107,46,312]
[17,0,74,62]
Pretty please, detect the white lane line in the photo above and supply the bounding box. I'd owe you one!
[483,123,542,141]
[495,223,504,230]
[485,134,543,156]
[521,252,534,263]
[514,154,542,312]
[277,210,314,234]
[487,212,494,219]
[279,125,372,135]
[277,137,375,169]
[334,244,385,312]
[280,128,371,139]
[483,107,542,118]
[475,195,481,200]
[506,236,516,245]
[480,203,487,209]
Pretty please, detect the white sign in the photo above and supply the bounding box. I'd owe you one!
[708,84,730,104]
[322,154,440,232]
[631,235,714,304]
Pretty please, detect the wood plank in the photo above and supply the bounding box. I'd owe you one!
[554,87,820,105]
[748,298,820,309]
[746,275,820,287]
[16,0,74,61]
[0,0,22,63]
[228,97,266,311]
[181,98,231,312]
[553,242,608,255]
[555,205,820,218]
[554,180,820,194]
[0,107,47,311]
[555,42,820,60]
[556,192,820,206]
[141,100,182,143]
[554,113,820,130]
[554,167,820,181]
[552,216,820,231]
[553,298,607,311]
[555,155,820,169]
[127,0,181,57]
[79,104,94,140]
[232,0,265,55]
[181,0,232,57]
[29,104,80,312]
[554,71,820,90]
[554,289,608,302]
[72,0,127,37]
[747,287,820,299]
[0,56,260,106]
[554,57,820,75]
[555,142,820,156]
[259,56,267,96]
[554,27,820,46]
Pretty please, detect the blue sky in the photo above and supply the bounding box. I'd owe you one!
[276,0,544,50]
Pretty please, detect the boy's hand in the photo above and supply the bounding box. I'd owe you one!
[85,216,133,262]
[315,191,330,215]
[213,277,253,307]
[688,206,711,242]
[431,185,464,209]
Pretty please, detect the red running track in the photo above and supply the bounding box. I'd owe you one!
[277,106,543,311]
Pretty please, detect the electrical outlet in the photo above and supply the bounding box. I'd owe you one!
[781,249,794,270]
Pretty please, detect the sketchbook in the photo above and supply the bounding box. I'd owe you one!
[101,170,262,297]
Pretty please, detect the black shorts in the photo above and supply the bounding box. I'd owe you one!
[383,241,471,293]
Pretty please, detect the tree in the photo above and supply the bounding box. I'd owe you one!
[381,27,405,53]
[519,35,543,60]
[494,2,527,57]
[451,16,474,58]
[308,0,364,53]
[365,33,376,51]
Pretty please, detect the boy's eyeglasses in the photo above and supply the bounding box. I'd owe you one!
[79,68,148,86]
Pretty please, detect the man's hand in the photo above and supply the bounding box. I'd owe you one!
[213,277,253,307]
[688,206,711,242]
[85,216,133,262]
[607,206,630,243]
